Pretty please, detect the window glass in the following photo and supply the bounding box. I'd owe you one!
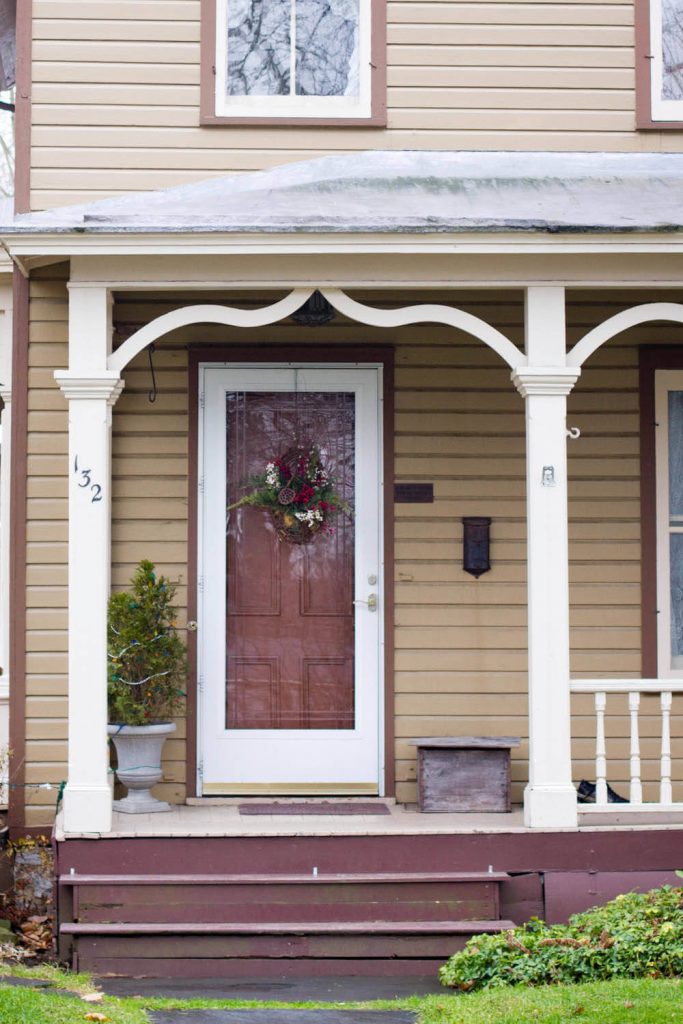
[670,534,683,666]
[650,0,683,120]
[214,0,371,118]
[668,391,683,518]
[662,0,683,101]
[227,0,291,96]
[295,0,359,97]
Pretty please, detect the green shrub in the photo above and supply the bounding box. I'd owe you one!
[439,885,683,992]
[107,560,187,726]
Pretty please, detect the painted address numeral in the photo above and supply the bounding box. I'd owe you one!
[74,455,103,503]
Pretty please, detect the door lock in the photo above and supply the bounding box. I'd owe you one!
[354,593,378,612]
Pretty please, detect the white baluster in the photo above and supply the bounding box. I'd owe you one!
[660,691,673,805]
[595,691,608,805]
[629,691,642,804]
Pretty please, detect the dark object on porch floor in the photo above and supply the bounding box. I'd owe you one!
[577,780,628,804]
[238,802,391,816]
[149,1013,415,1024]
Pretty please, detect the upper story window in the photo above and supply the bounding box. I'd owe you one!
[638,0,683,126]
[653,0,683,118]
[201,0,385,124]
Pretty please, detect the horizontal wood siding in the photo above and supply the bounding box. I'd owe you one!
[25,265,69,827]
[21,285,683,822]
[30,0,681,209]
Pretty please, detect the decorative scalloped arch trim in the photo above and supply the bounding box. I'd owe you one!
[108,288,315,373]
[568,302,683,368]
[319,289,524,368]
[108,287,525,373]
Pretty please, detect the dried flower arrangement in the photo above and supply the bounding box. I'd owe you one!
[228,445,352,544]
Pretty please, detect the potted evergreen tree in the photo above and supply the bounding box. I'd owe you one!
[107,560,186,813]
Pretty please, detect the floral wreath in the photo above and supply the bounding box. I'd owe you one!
[228,445,352,544]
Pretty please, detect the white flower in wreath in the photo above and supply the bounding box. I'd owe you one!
[265,462,278,487]
[295,508,324,528]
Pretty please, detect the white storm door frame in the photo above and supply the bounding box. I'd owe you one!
[197,363,384,795]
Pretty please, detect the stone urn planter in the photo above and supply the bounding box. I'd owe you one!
[108,722,176,813]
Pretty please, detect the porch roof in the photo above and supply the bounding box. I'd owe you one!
[6,151,683,236]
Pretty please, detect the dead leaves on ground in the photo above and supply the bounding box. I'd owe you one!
[18,915,52,950]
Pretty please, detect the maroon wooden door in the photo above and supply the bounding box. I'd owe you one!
[226,391,355,731]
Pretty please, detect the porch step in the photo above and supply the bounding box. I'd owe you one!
[59,871,508,925]
[57,871,513,977]
[62,919,515,975]
[61,919,517,934]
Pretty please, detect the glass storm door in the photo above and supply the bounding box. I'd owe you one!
[198,365,383,794]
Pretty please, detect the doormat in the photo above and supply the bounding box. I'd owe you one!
[238,802,391,816]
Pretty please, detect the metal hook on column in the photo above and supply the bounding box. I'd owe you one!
[566,426,580,440]
[147,343,157,404]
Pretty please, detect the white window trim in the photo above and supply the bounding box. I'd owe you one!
[655,370,683,677]
[650,0,683,122]
[214,0,372,119]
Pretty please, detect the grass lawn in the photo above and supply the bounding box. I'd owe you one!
[421,978,683,1024]
[0,973,681,1024]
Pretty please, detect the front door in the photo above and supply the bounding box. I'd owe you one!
[198,364,383,794]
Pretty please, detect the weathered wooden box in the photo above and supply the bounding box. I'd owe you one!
[410,736,521,813]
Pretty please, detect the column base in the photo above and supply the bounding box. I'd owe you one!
[62,784,113,835]
[524,783,578,828]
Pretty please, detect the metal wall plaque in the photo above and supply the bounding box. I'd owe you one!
[462,516,491,578]
[394,483,434,504]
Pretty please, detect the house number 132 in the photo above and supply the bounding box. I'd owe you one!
[74,455,103,503]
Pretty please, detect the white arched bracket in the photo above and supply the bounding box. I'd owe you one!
[320,289,525,368]
[109,289,315,373]
[108,287,526,374]
[568,302,683,369]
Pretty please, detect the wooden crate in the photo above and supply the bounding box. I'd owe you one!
[411,737,521,813]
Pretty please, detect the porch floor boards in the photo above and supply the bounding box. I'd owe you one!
[55,801,683,840]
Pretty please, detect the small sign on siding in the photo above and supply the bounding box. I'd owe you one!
[394,483,434,504]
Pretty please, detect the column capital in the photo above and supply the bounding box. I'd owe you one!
[0,385,11,404]
[512,367,581,398]
[54,371,124,405]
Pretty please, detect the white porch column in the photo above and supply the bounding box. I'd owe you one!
[55,285,123,834]
[0,280,13,805]
[513,287,580,828]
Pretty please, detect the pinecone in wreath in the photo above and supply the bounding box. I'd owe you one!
[277,486,296,505]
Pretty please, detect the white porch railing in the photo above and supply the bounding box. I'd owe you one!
[570,679,683,813]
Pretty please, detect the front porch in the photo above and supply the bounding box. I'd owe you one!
[53,801,683,977]
[55,798,683,842]
[4,153,683,844]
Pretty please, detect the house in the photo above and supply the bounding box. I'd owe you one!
[0,0,682,978]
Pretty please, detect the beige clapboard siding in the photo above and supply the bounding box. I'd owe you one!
[29,0,683,209]
[111,343,191,808]
[24,266,69,827]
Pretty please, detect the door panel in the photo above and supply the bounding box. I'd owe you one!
[226,391,355,731]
